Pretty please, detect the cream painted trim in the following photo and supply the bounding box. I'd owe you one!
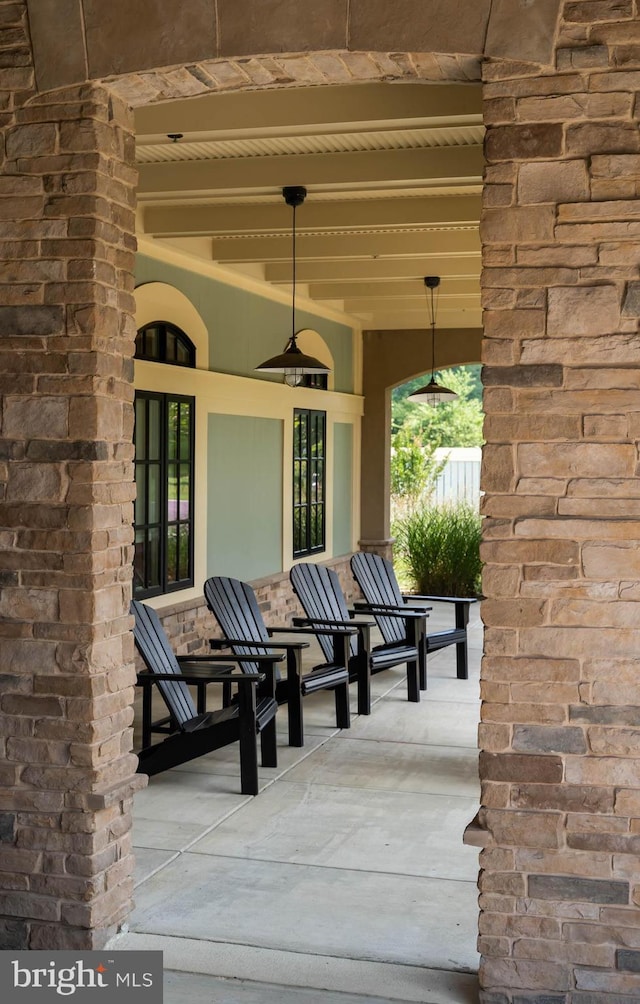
[134,281,210,370]
[137,235,364,331]
[134,359,363,608]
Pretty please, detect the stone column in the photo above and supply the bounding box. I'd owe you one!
[0,82,144,949]
[479,2,640,999]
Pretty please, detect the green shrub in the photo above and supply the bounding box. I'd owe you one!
[393,502,482,597]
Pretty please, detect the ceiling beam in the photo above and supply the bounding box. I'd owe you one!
[142,194,481,237]
[210,227,480,262]
[358,306,482,329]
[134,82,483,138]
[137,146,484,198]
[265,252,480,283]
[307,277,479,300]
[343,292,479,311]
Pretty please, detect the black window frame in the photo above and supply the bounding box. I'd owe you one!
[293,408,326,558]
[135,321,196,368]
[133,391,195,599]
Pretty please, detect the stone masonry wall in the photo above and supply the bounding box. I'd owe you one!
[0,67,144,947]
[479,1,640,1000]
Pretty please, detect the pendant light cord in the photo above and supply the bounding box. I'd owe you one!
[428,283,437,379]
[291,200,297,345]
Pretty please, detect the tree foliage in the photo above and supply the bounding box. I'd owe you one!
[390,427,446,513]
[391,364,484,448]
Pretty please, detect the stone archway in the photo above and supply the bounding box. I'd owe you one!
[3,2,640,1002]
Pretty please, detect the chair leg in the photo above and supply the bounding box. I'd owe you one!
[334,681,351,730]
[358,663,371,716]
[260,716,278,768]
[237,684,260,796]
[456,639,469,680]
[222,680,232,707]
[406,659,420,703]
[285,648,304,747]
[419,633,428,691]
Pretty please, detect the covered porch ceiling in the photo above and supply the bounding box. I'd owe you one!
[135,81,483,331]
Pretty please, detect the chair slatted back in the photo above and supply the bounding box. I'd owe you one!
[131,599,197,728]
[204,577,269,675]
[350,551,406,646]
[290,562,358,661]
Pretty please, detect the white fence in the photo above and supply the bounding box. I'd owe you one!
[433,447,482,507]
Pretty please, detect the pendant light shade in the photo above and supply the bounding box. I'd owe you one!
[408,276,458,406]
[256,186,331,387]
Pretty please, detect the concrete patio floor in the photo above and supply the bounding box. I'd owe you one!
[115,603,482,1004]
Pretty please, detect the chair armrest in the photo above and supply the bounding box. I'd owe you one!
[402,594,477,604]
[137,668,264,686]
[273,625,357,637]
[206,641,287,660]
[293,615,375,630]
[349,604,428,621]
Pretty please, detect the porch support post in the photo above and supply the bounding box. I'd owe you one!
[0,80,144,949]
[478,2,640,999]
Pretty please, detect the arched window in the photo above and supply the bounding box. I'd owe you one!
[135,321,196,367]
[134,321,196,598]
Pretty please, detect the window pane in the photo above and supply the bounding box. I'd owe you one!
[293,460,299,505]
[133,529,146,593]
[134,467,146,525]
[179,402,191,459]
[297,508,307,554]
[166,329,177,362]
[178,464,190,511]
[166,525,178,584]
[299,460,307,503]
[147,527,161,589]
[167,463,178,522]
[134,397,147,457]
[148,465,161,523]
[148,399,161,460]
[178,523,190,580]
[167,400,178,460]
[314,461,324,502]
[176,338,190,365]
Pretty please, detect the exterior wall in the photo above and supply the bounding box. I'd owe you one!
[478,2,640,1000]
[136,251,356,392]
[132,258,363,596]
[207,414,284,580]
[0,73,145,947]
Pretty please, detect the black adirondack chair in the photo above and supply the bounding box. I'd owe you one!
[204,576,353,748]
[350,551,477,684]
[289,561,427,715]
[132,599,281,796]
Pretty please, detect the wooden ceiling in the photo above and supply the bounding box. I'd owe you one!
[135,81,483,330]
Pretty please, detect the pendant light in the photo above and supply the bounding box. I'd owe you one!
[408,276,458,406]
[256,186,330,387]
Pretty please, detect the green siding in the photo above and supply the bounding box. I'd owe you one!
[333,423,353,557]
[207,414,283,580]
[136,255,354,392]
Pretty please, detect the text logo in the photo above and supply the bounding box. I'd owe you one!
[0,952,162,1003]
